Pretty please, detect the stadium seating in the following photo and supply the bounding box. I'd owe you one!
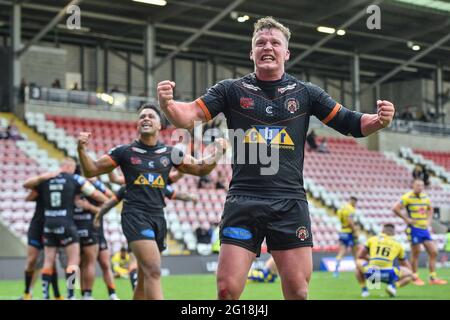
[304,137,449,250]
[414,150,450,172]
[21,112,450,253]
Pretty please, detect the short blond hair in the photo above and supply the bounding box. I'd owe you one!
[252,16,291,45]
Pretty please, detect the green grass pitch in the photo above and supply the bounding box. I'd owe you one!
[0,268,448,300]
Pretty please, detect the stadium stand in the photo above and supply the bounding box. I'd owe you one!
[20,112,450,254]
[303,137,449,251]
[22,112,347,253]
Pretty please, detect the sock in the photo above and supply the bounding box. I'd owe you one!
[65,266,77,299]
[41,268,53,300]
[429,272,437,280]
[82,290,92,298]
[413,273,419,279]
[107,284,116,296]
[335,259,341,272]
[51,269,61,298]
[129,269,138,290]
[24,270,34,294]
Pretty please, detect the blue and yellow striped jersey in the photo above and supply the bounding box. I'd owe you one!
[366,233,405,269]
[400,191,431,229]
[337,203,356,233]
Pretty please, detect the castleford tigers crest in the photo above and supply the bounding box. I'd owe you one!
[285,98,299,114]
[296,226,309,241]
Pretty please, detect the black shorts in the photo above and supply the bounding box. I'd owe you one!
[77,227,99,247]
[98,229,108,251]
[220,195,313,257]
[121,211,166,252]
[27,220,44,250]
[43,223,79,247]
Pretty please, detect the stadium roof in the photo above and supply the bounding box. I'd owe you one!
[1,0,449,82]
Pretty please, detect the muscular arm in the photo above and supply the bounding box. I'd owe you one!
[427,205,434,226]
[172,192,198,203]
[77,132,117,177]
[361,100,395,136]
[108,171,125,185]
[157,80,208,129]
[25,190,38,201]
[357,246,369,260]
[94,196,119,227]
[23,171,59,189]
[392,201,413,225]
[80,180,108,205]
[168,169,184,184]
[176,138,227,176]
[162,101,207,129]
[348,216,356,233]
[75,196,100,215]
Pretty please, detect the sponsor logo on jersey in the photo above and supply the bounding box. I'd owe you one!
[160,156,170,167]
[278,83,297,94]
[242,82,261,91]
[244,126,295,150]
[265,106,274,115]
[296,226,309,241]
[131,147,147,154]
[154,147,167,154]
[148,161,155,168]
[130,156,142,165]
[133,173,165,188]
[240,97,254,109]
[285,98,299,113]
[222,227,252,240]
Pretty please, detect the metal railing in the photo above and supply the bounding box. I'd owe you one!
[26,86,156,112]
[387,119,450,136]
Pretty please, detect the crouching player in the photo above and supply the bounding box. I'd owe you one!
[355,223,414,297]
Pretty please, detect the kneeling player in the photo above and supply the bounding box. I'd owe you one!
[355,223,414,297]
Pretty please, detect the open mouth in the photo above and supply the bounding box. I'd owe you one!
[261,55,275,61]
[141,123,152,129]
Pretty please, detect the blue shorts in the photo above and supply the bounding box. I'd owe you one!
[363,264,400,284]
[406,226,432,245]
[338,232,355,247]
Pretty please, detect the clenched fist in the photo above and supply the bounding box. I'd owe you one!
[376,100,395,127]
[157,80,176,109]
[77,132,92,151]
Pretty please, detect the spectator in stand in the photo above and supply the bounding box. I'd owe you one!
[400,106,415,121]
[52,79,61,89]
[412,165,424,181]
[412,164,430,187]
[110,85,120,93]
[318,137,329,153]
[196,222,212,244]
[215,170,228,191]
[71,82,79,91]
[306,130,318,151]
[6,120,22,141]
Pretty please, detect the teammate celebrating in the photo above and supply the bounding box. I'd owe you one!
[77,104,226,300]
[355,224,414,297]
[392,179,447,285]
[73,176,115,300]
[23,158,108,299]
[20,189,62,300]
[334,197,359,277]
[157,16,395,300]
